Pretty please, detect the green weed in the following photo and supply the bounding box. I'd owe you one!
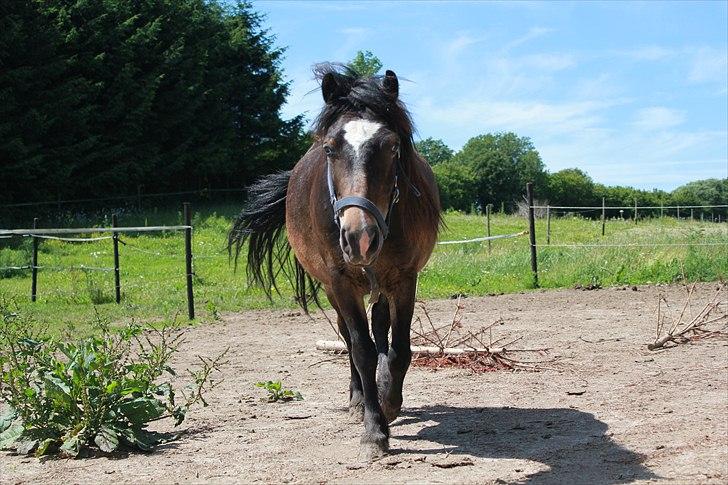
[0,300,227,457]
[254,380,303,403]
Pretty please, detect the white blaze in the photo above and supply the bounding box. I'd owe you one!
[343,119,383,157]
[341,119,383,227]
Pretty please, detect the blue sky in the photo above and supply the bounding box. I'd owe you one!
[252,0,728,190]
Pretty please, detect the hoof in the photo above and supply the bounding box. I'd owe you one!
[349,402,365,422]
[381,402,401,424]
[358,439,389,462]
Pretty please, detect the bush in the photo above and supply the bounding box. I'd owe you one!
[0,301,227,457]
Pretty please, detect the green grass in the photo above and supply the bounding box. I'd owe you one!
[1,205,726,333]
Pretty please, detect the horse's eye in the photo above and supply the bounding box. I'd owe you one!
[324,145,333,156]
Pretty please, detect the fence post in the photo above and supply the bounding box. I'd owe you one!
[660,203,664,219]
[486,204,492,254]
[112,214,121,304]
[601,197,606,236]
[546,205,551,245]
[184,202,195,320]
[701,212,704,223]
[31,217,39,302]
[677,205,680,220]
[634,198,638,225]
[690,208,694,221]
[526,183,538,287]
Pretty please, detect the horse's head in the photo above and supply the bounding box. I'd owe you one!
[319,70,402,266]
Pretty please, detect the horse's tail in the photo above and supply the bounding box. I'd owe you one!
[228,171,321,313]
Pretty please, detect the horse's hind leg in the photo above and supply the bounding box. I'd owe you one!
[380,275,416,423]
[371,297,392,407]
[337,315,365,421]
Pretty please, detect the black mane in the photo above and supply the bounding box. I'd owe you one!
[312,63,416,164]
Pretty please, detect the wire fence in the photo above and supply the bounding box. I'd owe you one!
[523,183,728,285]
[2,192,727,316]
[538,242,728,248]
[0,204,198,318]
[531,204,728,210]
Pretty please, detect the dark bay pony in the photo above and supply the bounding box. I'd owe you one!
[229,64,441,459]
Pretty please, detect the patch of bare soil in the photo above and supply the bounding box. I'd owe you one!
[2,283,727,484]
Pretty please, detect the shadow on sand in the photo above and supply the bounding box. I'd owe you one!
[393,405,655,485]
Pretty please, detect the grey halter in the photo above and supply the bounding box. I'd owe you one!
[326,150,421,304]
[326,159,400,240]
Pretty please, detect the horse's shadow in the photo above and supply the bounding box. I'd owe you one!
[393,405,656,485]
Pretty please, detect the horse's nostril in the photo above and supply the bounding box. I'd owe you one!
[368,231,380,256]
[340,226,380,263]
[340,229,352,257]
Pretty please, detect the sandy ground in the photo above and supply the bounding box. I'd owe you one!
[2,282,727,484]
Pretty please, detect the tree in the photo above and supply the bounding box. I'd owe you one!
[0,0,308,206]
[546,169,597,207]
[671,178,727,219]
[433,162,477,212]
[415,138,454,165]
[348,50,382,77]
[450,132,547,210]
[671,179,727,207]
[0,1,94,204]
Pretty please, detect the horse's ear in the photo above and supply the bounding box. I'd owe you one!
[383,70,399,98]
[322,72,342,104]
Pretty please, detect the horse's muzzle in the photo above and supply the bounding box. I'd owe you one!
[340,225,382,266]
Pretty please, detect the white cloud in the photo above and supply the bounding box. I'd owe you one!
[338,27,368,37]
[619,46,675,61]
[537,129,727,188]
[333,27,372,60]
[416,96,624,141]
[504,27,554,51]
[572,73,622,99]
[631,107,685,131]
[442,32,486,59]
[279,67,322,125]
[513,53,576,71]
[688,47,728,84]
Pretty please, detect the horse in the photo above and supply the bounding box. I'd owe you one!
[229,64,442,459]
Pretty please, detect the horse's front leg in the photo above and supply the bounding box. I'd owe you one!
[380,274,417,423]
[331,282,389,460]
[325,288,365,420]
[336,314,365,420]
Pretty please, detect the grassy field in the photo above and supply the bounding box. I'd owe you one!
[1,204,726,333]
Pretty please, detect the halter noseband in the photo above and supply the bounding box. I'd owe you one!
[326,158,399,240]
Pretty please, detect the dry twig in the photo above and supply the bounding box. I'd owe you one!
[648,283,727,350]
[316,299,552,372]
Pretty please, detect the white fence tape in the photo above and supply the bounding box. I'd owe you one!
[438,230,528,245]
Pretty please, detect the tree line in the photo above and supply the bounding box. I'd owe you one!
[1,3,724,222]
[0,0,309,206]
[417,135,727,218]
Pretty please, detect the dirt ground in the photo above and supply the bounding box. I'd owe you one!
[2,282,727,484]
